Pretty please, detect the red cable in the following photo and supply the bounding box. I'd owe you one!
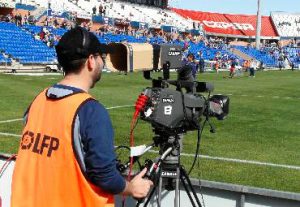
[0,154,17,207]
[123,94,149,206]
[127,94,148,180]
[0,154,17,177]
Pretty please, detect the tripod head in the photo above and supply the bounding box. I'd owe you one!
[152,132,183,167]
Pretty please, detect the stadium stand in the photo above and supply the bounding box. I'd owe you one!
[234,45,277,67]
[271,12,300,37]
[0,0,15,8]
[29,0,90,19]
[77,0,193,30]
[0,22,57,64]
[284,46,300,67]
[0,0,299,71]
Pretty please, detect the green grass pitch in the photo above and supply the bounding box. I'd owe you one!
[0,70,300,193]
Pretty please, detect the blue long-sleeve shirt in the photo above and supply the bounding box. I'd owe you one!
[182,59,198,78]
[45,84,126,194]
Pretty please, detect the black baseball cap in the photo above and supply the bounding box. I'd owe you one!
[55,27,110,66]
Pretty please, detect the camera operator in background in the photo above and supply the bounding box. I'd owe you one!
[182,53,198,80]
[11,27,152,207]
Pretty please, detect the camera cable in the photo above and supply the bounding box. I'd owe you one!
[121,93,149,207]
[0,154,17,179]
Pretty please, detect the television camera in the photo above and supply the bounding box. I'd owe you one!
[117,65,230,207]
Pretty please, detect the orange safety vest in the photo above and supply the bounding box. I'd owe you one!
[11,89,114,207]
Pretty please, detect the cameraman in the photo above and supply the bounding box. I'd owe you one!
[182,53,198,79]
[11,27,152,207]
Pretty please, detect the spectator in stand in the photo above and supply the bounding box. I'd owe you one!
[15,13,22,26]
[39,28,46,41]
[23,15,28,25]
[53,18,59,28]
[92,6,96,15]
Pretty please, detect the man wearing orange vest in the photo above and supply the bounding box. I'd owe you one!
[11,27,153,207]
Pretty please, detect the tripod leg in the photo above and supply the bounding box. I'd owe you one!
[175,166,180,207]
[141,184,157,207]
[158,175,163,207]
[180,174,197,207]
[180,167,202,207]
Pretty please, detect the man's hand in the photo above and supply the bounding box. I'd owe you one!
[123,168,153,198]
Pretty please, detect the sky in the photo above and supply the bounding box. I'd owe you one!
[169,0,300,16]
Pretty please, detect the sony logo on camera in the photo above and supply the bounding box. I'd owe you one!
[168,47,181,56]
[162,98,174,103]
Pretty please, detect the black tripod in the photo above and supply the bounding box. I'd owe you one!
[137,141,203,207]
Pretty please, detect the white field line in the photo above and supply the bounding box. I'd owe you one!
[148,150,300,171]
[106,105,134,110]
[186,153,300,171]
[0,118,23,124]
[0,105,134,124]
[1,133,300,171]
[0,132,20,137]
[228,94,299,100]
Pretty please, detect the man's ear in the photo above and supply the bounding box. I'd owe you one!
[87,55,94,71]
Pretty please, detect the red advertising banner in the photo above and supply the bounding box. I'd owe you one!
[172,8,278,37]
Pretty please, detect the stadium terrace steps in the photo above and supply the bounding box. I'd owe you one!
[234,46,278,67]
[31,6,47,21]
[231,48,254,61]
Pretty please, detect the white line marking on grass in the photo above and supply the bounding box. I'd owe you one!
[2,105,300,170]
[106,105,134,110]
[11,73,61,76]
[184,153,300,171]
[0,132,20,138]
[0,118,23,124]
[230,94,299,100]
[1,133,299,170]
[148,150,300,170]
[0,105,134,124]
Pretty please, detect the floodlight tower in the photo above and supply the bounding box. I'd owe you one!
[255,0,262,49]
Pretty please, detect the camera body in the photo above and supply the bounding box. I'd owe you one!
[141,87,205,134]
[140,78,229,135]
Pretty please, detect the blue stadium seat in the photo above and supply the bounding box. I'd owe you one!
[0,22,57,65]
